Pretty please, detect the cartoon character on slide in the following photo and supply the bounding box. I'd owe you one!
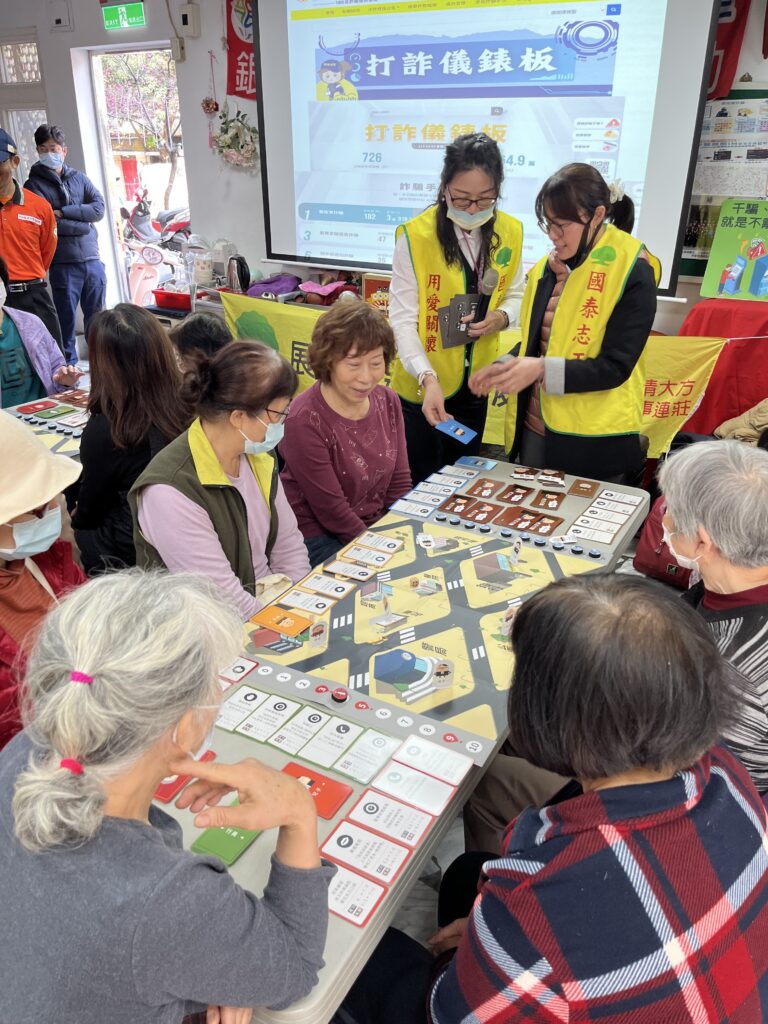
[316,59,358,101]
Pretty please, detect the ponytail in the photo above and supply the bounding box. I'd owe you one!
[609,193,635,234]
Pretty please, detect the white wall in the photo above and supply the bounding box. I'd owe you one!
[0,0,267,295]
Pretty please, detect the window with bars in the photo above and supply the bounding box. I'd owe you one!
[0,31,47,182]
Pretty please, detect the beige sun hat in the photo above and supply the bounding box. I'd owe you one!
[0,411,82,524]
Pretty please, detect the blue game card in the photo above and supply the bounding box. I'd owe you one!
[435,419,477,445]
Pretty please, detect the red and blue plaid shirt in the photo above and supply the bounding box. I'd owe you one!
[430,747,768,1023]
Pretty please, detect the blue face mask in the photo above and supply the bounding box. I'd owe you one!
[445,198,496,231]
[0,505,62,560]
[38,151,64,171]
[239,417,284,456]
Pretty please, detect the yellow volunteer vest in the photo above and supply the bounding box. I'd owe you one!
[504,224,661,450]
[391,206,523,402]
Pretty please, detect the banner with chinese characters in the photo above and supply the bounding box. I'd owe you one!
[227,0,256,100]
[701,198,768,300]
[219,294,724,459]
[637,336,727,458]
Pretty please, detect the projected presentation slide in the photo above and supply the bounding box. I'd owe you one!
[285,0,666,269]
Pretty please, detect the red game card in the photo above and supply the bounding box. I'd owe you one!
[154,750,216,803]
[531,490,566,511]
[569,478,600,498]
[466,478,503,499]
[15,399,57,414]
[497,484,534,505]
[511,465,537,481]
[438,494,479,516]
[282,761,353,819]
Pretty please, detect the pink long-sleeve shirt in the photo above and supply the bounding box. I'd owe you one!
[279,383,412,543]
[137,456,310,620]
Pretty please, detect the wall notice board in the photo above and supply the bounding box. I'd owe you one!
[681,90,768,278]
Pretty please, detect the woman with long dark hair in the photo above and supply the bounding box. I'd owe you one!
[71,304,191,574]
[388,133,524,484]
[471,163,660,483]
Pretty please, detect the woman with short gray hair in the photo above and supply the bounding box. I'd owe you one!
[658,439,768,794]
[0,570,333,1024]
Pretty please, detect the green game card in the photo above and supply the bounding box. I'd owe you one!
[36,405,76,419]
[191,818,261,865]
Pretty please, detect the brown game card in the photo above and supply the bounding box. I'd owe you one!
[466,477,504,499]
[54,388,90,409]
[492,506,542,530]
[531,489,566,512]
[537,468,566,487]
[497,484,534,505]
[568,478,600,499]
[438,494,479,516]
[463,501,504,523]
[511,465,537,481]
[526,513,564,537]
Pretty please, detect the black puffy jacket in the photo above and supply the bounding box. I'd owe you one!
[24,162,104,264]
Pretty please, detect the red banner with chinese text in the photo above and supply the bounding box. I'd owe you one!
[227,0,256,100]
[708,0,752,100]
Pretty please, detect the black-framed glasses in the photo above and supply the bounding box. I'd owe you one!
[447,190,498,212]
[265,405,291,423]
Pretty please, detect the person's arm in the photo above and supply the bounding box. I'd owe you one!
[497,257,525,329]
[543,260,657,396]
[383,393,413,506]
[389,232,433,381]
[280,410,368,542]
[70,416,125,528]
[60,175,105,223]
[266,479,311,582]
[54,217,90,236]
[39,202,58,270]
[137,484,260,619]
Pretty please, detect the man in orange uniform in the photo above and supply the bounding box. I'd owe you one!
[0,128,62,349]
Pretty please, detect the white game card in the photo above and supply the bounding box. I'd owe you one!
[332,730,402,784]
[569,524,615,545]
[279,589,337,615]
[267,705,331,754]
[343,545,394,567]
[426,473,466,489]
[390,499,434,519]
[414,482,458,497]
[322,820,410,884]
[350,791,433,847]
[393,735,473,786]
[327,865,385,926]
[582,506,629,525]
[219,657,258,684]
[574,516,621,535]
[371,762,455,815]
[599,489,643,506]
[235,695,300,742]
[299,717,365,767]
[448,466,480,479]
[591,497,637,516]
[216,686,269,731]
[356,532,403,553]
[324,559,376,581]
[408,490,443,506]
[300,573,356,598]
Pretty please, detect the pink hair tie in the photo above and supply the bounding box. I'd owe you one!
[69,672,93,685]
[59,758,84,776]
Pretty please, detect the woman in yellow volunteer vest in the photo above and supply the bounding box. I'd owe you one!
[471,163,660,483]
[389,133,524,484]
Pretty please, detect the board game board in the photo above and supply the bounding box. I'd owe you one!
[6,390,89,459]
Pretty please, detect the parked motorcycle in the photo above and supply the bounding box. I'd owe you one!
[123,239,180,306]
[120,189,191,252]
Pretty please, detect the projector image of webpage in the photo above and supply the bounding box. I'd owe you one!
[286,0,658,268]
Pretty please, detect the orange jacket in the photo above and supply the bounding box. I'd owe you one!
[0,181,57,280]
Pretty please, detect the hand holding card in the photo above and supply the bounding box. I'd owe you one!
[435,419,477,446]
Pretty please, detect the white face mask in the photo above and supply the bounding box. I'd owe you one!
[0,505,62,560]
[662,524,701,574]
[444,194,496,231]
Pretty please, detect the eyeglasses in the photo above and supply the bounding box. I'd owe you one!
[447,190,497,212]
[265,405,291,423]
[539,217,588,238]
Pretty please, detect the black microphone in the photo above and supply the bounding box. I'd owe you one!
[473,267,499,323]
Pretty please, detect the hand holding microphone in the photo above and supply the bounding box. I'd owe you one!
[463,268,507,338]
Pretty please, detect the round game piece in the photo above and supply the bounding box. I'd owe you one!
[449,517,460,525]
[572,545,584,555]
[520,533,531,542]
[479,525,491,533]
[500,529,512,538]
[60,428,73,435]
[552,541,565,550]
[73,430,83,438]
[588,549,602,558]
[22,415,34,422]
[463,522,475,529]
[534,537,547,546]
[435,513,447,521]
[47,422,58,431]
[331,687,348,704]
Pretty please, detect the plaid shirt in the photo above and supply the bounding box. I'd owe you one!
[430,747,768,1023]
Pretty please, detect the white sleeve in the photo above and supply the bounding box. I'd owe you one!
[497,256,525,329]
[388,232,433,381]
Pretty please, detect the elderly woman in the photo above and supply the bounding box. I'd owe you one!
[1,571,333,1023]
[338,574,768,1023]
[0,254,81,408]
[0,410,84,748]
[658,438,768,794]
[280,299,412,565]
[130,341,310,619]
